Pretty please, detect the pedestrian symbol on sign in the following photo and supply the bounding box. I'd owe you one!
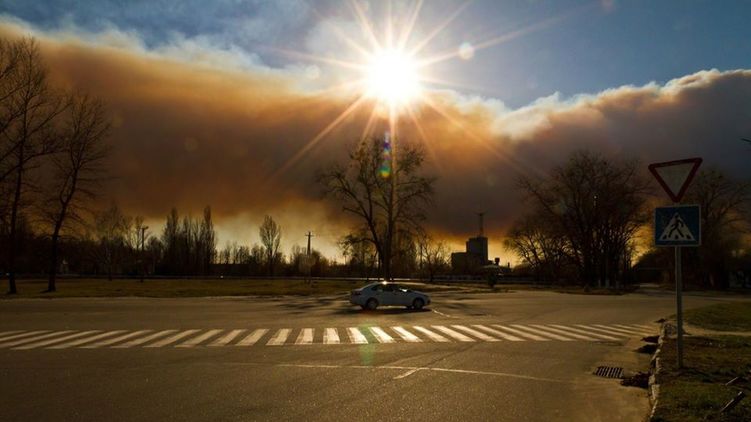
[659,213,695,241]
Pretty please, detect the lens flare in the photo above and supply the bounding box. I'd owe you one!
[380,132,392,178]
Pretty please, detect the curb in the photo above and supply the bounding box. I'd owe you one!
[648,322,673,421]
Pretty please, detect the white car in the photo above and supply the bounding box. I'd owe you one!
[350,282,431,310]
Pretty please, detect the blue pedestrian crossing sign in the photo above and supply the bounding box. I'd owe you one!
[654,205,701,247]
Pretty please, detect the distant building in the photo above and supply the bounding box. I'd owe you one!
[451,213,493,274]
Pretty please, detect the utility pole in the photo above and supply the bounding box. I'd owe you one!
[305,231,314,284]
[477,212,485,236]
[140,226,148,283]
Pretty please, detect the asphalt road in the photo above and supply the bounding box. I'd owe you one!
[0,286,744,421]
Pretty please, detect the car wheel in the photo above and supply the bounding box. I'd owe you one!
[412,298,424,310]
[366,298,378,310]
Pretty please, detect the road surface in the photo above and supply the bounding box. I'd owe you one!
[0,286,742,421]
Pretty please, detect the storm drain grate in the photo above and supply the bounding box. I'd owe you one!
[594,366,623,378]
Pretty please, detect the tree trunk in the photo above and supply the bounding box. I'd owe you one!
[47,230,60,292]
[7,156,24,295]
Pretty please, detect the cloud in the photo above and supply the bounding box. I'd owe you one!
[1,19,750,260]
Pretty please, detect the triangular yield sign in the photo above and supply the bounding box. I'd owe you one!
[659,213,695,241]
[648,157,702,202]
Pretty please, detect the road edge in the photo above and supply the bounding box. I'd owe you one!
[648,321,671,421]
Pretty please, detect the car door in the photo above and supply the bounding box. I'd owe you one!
[391,285,410,306]
[380,284,397,305]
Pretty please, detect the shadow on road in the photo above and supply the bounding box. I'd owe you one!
[332,307,432,315]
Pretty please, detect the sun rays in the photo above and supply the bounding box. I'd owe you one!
[269,0,585,180]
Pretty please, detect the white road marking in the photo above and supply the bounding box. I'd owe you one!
[0,330,50,344]
[534,325,603,341]
[113,330,177,348]
[550,325,620,341]
[14,331,100,350]
[49,330,127,349]
[525,325,583,341]
[509,325,572,341]
[176,329,223,348]
[472,325,524,341]
[432,325,475,342]
[574,325,631,337]
[294,328,314,345]
[267,329,291,346]
[0,331,73,348]
[491,325,549,341]
[369,327,395,343]
[432,309,453,318]
[412,326,449,342]
[236,329,268,346]
[347,327,368,344]
[394,368,422,379]
[451,325,500,342]
[83,330,152,348]
[323,328,340,344]
[145,330,201,348]
[392,326,421,342]
[0,331,23,341]
[592,324,645,336]
[209,329,246,347]
[276,363,567,384]
[614,324,654,335]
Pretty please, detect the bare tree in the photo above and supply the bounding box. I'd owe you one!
[320,136,434,280]
[93,203,129,281]
[2,38,67,294]
[43,94,110,292]
[684,169,751,288]
[259,215,281,276]
[417,233,449,283]
[516,151,650,288]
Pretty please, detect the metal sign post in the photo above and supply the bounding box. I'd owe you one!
[650,158,703,369]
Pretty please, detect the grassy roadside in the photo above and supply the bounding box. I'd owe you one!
[653,302,751,421]
[0,278,497,298]
[684,302,751,332]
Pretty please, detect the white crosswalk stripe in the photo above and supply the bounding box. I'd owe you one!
[114,330,178,348]
[432,325,475,342]
[209,329,246,347]
[472,325,524,341]
[0,331,73,348]
[493,325,549,341]
[0,324,657,348]
[451,325,500,342]
[592,324,646,336]
[323,328,340,344]
[523,325,581,341]
[176,329,223,348]
[346,327,368,344]
[550,325,620,340]
[412,326,449,342]
[14,331,100,350]
[532,325,600,341]
[267,329,291,346]
[613,324,654,335]
[295,328,314,345]
[574,325,631,337]
[510,325,572,341]
[0,331,23,341]
[0,330,50,345]
[83,330,152,348]
[392,326,421,342]
[145,330,200,348]
[236,329,268,346]
[369,327,395,343]
[49,330,127,349]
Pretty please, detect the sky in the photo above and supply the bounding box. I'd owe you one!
[1,0,750,261]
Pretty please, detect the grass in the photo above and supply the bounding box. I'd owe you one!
[1,277,496,298]
[653,335,751,422]
[684,302,751,332]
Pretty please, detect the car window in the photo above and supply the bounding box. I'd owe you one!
[371,285,382,292]
[382,284,394,292]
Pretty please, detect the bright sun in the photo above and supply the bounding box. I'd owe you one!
[364,49,422,107]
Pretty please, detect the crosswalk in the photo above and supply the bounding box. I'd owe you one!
[0,324,656,351]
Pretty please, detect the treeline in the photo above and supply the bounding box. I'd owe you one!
[505,151,751,289]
